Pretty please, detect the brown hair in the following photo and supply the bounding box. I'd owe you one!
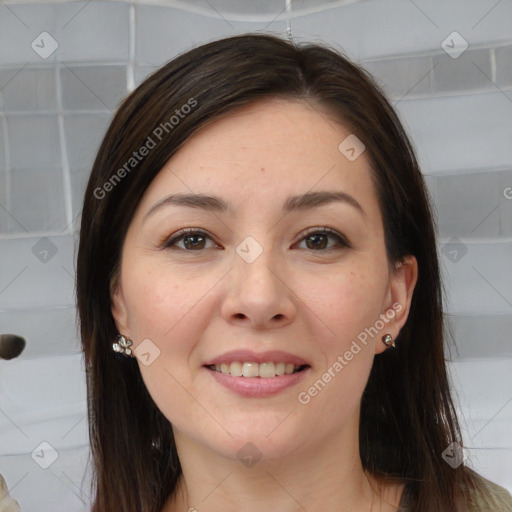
[77,33,475,511]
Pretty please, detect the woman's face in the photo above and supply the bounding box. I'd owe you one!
[112,97,416,462]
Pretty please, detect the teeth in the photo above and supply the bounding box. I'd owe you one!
[259,362,275,378]
[211,361,304,377]
[242,362,259,377]
[229,361,242,377]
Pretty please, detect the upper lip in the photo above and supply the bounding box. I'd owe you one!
[203,349,310,367]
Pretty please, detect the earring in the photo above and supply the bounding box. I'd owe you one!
[382,334,395,348]
[113,334,134,357]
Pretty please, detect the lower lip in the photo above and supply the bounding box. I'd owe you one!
[204,367,310,398]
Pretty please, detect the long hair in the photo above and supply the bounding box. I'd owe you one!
[77,33,473,511]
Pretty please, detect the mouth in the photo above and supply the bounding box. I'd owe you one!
[205,362,310,378]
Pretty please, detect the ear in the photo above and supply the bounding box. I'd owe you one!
[374,255,418,354]
[111,277,131,338]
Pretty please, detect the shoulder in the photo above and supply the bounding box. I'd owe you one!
[457,466,512,512]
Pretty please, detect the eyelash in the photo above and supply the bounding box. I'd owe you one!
[160,227,351,252]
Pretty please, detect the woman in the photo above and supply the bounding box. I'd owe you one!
[76,33,512,512]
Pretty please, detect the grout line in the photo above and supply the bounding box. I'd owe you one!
[0,229,80,240]
[127,2,136,92]
[285,0,292,40]
[1,114,11,221]
[359,41,512,64]
[55,62,74,235]
[427,54,434,93]
[490,46,497,84]
[0,109,113,116]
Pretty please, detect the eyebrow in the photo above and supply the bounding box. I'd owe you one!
[144,190,365,221]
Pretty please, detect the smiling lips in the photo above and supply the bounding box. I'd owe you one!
[203,349,310,377]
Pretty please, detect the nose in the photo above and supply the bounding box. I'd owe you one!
[220,241,297,330]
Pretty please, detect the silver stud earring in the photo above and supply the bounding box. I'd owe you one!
[113,334,134,357]
[382,334,395,348]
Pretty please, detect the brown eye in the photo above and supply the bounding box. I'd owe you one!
[162,229,218,251]
[297,228,350,251]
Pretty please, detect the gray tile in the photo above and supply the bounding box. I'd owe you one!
[0,2,129,65]
[431,169,512,238]
[136,5,287,66]
[70,168,92,224]
[0,306,79,358]
[394,92,512,173]
[439,241,512,315]
[0,4,59,65]
[362,56,432,98]
[0,169,7,234]
[0,235,76,309]
[0,118,5,169]
[495,45,512,87]
[63,113,112,171]
[432,48,492,92]
[8,167,66,233]
[61,65,127,111]
[445,313,512,360]
[0,67,56,112]
[7,115,60,168]
[55,2,129,62]
[292,1,512,61]
[134,65,159,88]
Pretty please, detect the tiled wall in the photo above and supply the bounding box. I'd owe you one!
[0,1,511,511]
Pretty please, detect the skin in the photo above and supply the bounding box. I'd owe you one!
[111,97,418,512]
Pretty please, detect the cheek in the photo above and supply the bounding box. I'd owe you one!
[123,261,215,343]
[296,261,388,351]
[292,261,387,420]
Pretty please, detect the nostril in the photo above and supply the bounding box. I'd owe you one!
[0,334,26,360]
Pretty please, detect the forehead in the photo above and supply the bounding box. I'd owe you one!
[137,97,379,218]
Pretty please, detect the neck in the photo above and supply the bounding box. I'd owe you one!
[163,415,404,512]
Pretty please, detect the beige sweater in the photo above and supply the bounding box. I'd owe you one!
[2,469,511,511]
[458,468,512,512]
[398,467,512,511]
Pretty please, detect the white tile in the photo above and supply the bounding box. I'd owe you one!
[0,446,92,512]
[449,359,512,448]
[0,354,87,454]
